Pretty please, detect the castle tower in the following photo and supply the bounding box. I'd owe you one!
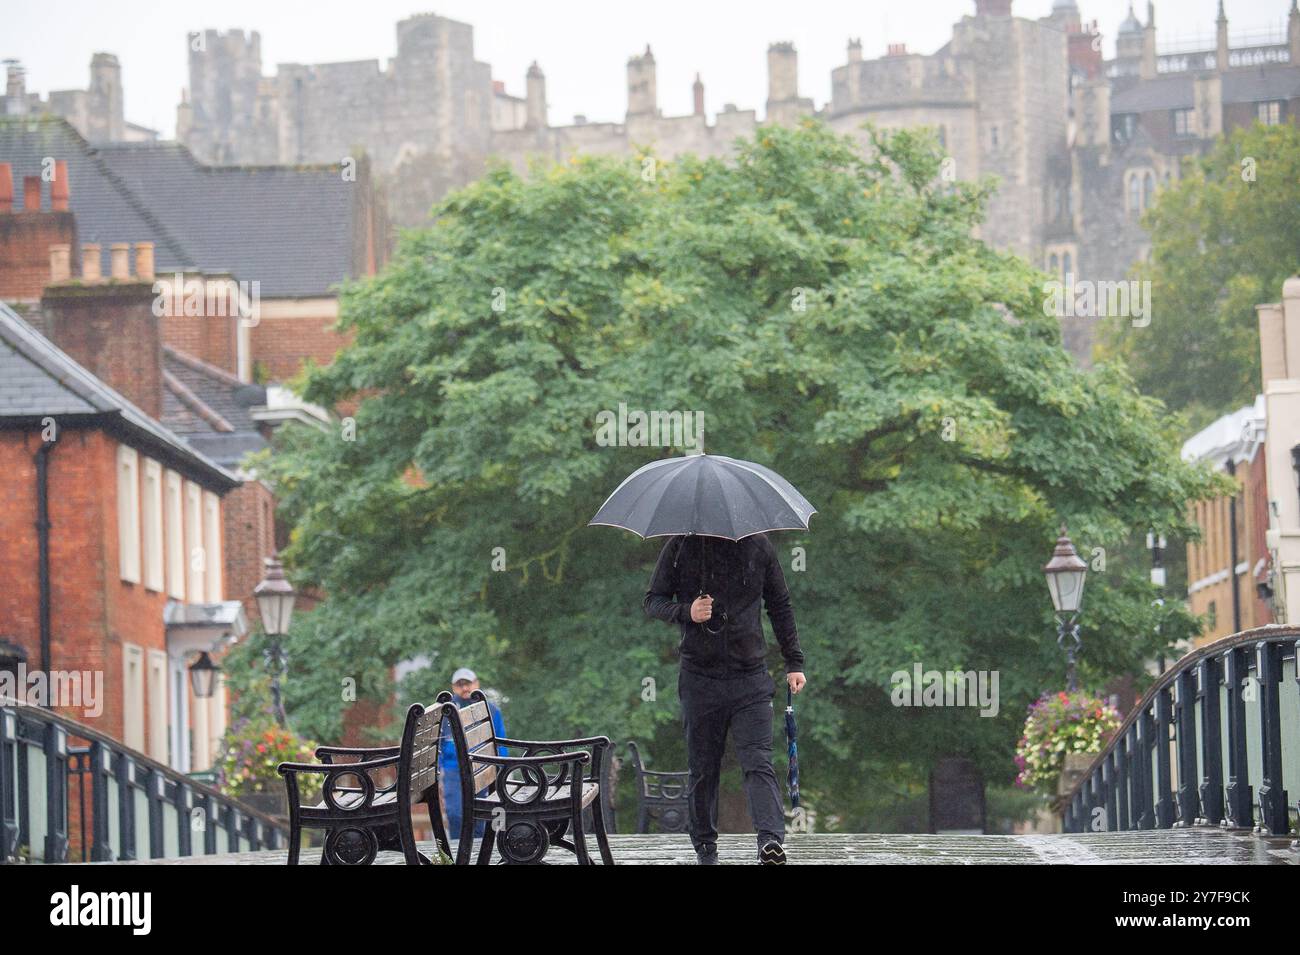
[766,42,813,124]
[974,0,1013,16]
[87,53,125,142]
[181,30,272,164]
[1116,6,1144,71]
[767,42,798,105]
[692,73,705,117]
[5,62,27,116]
[1141,3,1158,79]
[627,46,657,117]
[1217,1,1230,71]
[526,61,547,129]
[1290,0,1300,66]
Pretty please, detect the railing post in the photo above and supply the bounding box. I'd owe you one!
[175,782,192,857]
[147,769,166,859]
[1089,769,1104,832]
[88,741,114,861]
[1223,645,1253,828]
[0,708,18,862]
[1116,734,1131,830]
[1174,669,1200,826]
[116,753,137,861]
[43,722,69,863]
[1154,688,1175,829]
[1105,750,1119,832]
[203,793,217,855]
[1197,655,1224,825]
[1255,640,1289,835]
[1135,712,1154,829]
[227,805,241,852]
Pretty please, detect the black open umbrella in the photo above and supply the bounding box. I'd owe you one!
[588,453,815,540]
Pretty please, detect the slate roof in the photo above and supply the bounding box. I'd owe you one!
[0,300,239,490]
[0,116,360,298]
[1111,66,1300,114]
[161,346,270,470]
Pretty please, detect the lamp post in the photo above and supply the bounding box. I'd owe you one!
[253,554,296,727]
[1044,525,1088,693]
[188,651,219,699]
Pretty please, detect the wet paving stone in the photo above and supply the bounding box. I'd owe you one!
[118,828,1299,865]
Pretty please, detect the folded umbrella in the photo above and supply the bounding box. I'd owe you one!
[786,686,800,811]
[588,452,815,540]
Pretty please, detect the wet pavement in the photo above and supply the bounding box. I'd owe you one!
[122,828,1298,864]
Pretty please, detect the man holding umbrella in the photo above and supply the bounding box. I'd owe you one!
[592,452,811,865]
[644,533,805,864]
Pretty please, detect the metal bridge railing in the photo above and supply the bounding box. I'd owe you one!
[1061,624,1300,837]
[1,697,287,863]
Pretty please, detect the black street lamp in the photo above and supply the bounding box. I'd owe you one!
[188,651,219,699]
[253,554,296,727]
[1044,525,1088,693]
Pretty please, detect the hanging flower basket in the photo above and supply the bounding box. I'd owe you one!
[1014,690,1121,797]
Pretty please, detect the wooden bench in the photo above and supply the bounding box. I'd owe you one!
[276,690,614,865]
[625,740,689,834]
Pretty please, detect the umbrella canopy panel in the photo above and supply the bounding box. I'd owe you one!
[590,453,815,540]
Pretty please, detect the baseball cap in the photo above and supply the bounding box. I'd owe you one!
[451,667,477,684]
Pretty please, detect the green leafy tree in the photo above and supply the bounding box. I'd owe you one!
[258,122,1222,829]
[1098,122,1300,427]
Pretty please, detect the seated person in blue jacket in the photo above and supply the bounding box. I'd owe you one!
[439,667,507,839]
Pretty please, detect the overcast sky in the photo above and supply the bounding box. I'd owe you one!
[5,1,1294,137]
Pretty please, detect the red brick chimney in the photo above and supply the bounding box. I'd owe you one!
[41,251,165,420]
[0,162,79,301]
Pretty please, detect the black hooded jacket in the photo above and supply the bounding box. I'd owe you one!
[643,533,805,677]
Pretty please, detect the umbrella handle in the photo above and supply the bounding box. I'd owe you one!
[786,684,793,713]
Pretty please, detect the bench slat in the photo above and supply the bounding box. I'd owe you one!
[463,721,495,750]
[457,702,490,727]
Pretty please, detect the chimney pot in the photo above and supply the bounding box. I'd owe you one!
[49,244,72,283]
[0,163,12,210]
[135,242,155,281]
[51,161,69,211]
[82,243,102,281]
[110,242,130,280]
[23,175,41,211]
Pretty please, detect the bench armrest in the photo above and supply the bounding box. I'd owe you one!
[315,744,400,764]
[496,736,610,750]
[497,736,610,783]
[470,751,590,768]
[277,753,400,776]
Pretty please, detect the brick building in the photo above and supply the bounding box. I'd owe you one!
[1181,396,1273,644]
[0,154,333,772]
[0,284,242,772]
[0,115,386,384]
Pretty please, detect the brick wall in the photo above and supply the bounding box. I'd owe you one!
[249,307,350,382]
[41,281,164,419]
[222,479,276,620]
[162,310,239,378]
[0,209,76,302]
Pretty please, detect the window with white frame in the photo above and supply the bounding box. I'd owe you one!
[165,470,184,599]
[116,446,141,584]
[185,481,204,602]
[1173,108,1196,138]
[122,644,144,751]
[147,649,168,763]
[142,459,164,592]
[203,491,223,602]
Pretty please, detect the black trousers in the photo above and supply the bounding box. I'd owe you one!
[678,667,785,852]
